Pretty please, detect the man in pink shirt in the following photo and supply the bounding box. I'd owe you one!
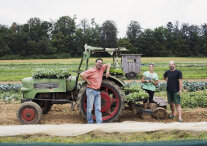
[80,58,111,124]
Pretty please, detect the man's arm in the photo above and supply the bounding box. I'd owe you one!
[105,63,111,78]
[163,77,168,81]
[179,79,182,94]
[80,74,91,85]
[163,71,168,81]
[178,70,183,94]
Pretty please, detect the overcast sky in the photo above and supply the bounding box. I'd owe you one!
[0,0,207,38]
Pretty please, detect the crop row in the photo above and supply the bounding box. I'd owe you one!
[1,82,207,108]
[1,81,206,93]
[0,83,22,103]
[0,83,22,93]
[156,81,207,92]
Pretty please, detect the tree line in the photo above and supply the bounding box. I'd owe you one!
[0,16,206,59]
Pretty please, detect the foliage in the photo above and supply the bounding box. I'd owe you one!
[155,82,167,92]
[124,82,148,102]
[1,131,207,143]
[0,92,22,103]
[1,16,207,59]
[0,58,206,81]
[124,81,207,108]
[0,83,22,103]
[141,65,207,81]
[109,68,123,75]
[156,81,207,92]
[100,20,118,48]
[181,91,207,108]
[32,68,71,79]
[183,81,207,92]
[126,21,142,44]
[0,83,22,92]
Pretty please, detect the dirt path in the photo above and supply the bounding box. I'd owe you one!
[0,102,207,137]
[0,102,207,125]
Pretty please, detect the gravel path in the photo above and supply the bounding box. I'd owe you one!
[1,121,207,137]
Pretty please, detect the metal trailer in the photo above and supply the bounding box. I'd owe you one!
[121,54,142,79]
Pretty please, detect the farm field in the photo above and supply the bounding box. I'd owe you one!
[0,57,207,81]
[0,57,207,144]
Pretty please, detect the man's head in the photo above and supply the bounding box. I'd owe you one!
[95,58,103,69]
[169,61,176,70]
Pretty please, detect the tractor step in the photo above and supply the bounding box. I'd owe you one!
[33,98,73,103]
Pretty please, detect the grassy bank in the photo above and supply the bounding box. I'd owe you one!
[1,131,207,143]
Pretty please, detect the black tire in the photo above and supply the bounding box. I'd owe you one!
[126,72,137,79]
[37,101,53,114]
[77,79,125,123]
[152,107,167,120]
[17,101,42,124]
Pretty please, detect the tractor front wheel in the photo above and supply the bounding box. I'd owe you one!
[17,101,42,124]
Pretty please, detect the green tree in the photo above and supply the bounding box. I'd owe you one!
[126,21,142,44]
[100,20,118,48]
[152,27,169,56]
[137,29,156,56]
[200,23,207,56]
[0,26,11,57]
[51,16,76,57]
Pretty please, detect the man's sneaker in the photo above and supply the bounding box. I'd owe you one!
[178,119,183,122]
[168,115,175,119]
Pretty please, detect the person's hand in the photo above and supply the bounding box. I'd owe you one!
[178,90,182,95]
[106,71,110,78]
[87,81,91,85]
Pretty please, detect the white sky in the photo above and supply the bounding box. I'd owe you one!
[0,0,207,38]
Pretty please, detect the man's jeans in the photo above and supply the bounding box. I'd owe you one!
[86,88,102,124]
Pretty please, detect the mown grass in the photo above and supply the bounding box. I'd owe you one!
[0,57,206,81]
[0,131,207,143]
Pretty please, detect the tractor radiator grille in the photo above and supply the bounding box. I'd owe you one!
[34,83,59,89]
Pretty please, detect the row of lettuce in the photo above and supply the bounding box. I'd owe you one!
[0,81,207,108]
[1,81,206,93]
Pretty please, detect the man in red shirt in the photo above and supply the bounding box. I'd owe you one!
[80,58,111,124]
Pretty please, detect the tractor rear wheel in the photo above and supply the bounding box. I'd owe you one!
[35,94,53,114]
[77,79,124,123]
[37,101,53,114]
[17,101,42,124]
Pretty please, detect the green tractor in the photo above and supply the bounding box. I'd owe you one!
[17,44,128,124]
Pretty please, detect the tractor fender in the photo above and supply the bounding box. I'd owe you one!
[103,75,126,87]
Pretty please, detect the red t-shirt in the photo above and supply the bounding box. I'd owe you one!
[80,64,107,89]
